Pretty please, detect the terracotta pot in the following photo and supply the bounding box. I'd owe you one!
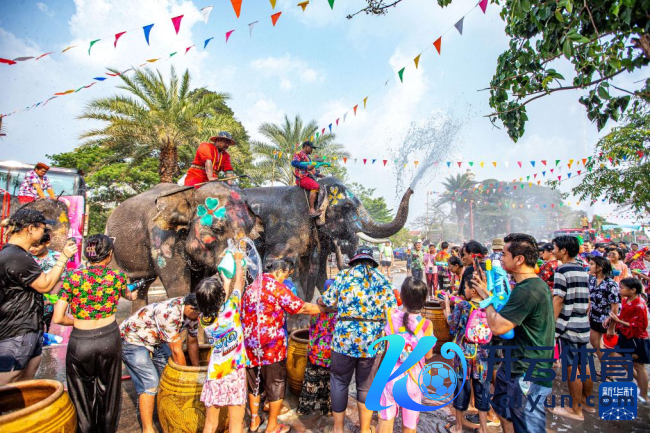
[423,304,452,353]
[157,344,228,433]
[0,379,76,433]
[287,328,310,396]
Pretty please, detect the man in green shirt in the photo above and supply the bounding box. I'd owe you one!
[471,233,554,433]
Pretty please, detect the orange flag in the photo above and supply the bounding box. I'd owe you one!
[298,1,309,11]
[354,105,358,115]
[414,54,421,68]
[433,37,441,54]
[231,0,242,18]
[271,12,282,26]
[492,162,497,167]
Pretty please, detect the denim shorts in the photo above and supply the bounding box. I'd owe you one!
[491,367,551,433]
[557,338,591,367]
[121,342,171,395]
[453,377,491,412]
[0,331,43,373]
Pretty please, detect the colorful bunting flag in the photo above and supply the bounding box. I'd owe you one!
[226,30,235,42]
[171,15,184,34]
[398,67,405,83]
[327,0,335,9]
[492,162,497,167]
[555,160,560,166]
[336,118,339,126]
[433,37,442,54]
[36,52,53,60]
[201,6,214,24]
[530,161,535,167]
[517,161,522,168]
[354,105,358,115]
[447,162,451,168]
[363,97,368,108]
[363,159,367,165]
[231,0,242,18]
[13,57,34,61]
[271,12,282,26]
[185,45,194,54]
[169,52,177,57]
[480,162,484,168]
[204,37,214,49]
[344,112,347,122]
[88,39,100,55]
[62,45,78,53]
[414,54,421,69]
[479,0,488,13]
[329,124,332,133]
[93,77,107,81]
[383,160,387,166]
[298,1,309,12]
[249,21,259,35]
[114,32,126,48]
[146,58,160,63]
[454,17,464,35]
[270,0,277,9]
[143,24,154,45]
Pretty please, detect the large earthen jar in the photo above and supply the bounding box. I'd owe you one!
[157,345,227,433]
[0,379,76,432]
[423,303,452,353]
[287,328,310,396]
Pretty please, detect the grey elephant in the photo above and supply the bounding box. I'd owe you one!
[105,182,262,310]
[244,177,413,302]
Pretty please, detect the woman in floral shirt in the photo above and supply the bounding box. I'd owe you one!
[29,230,63,332]
[17,162,56,203]
[587,256,620,361]
[53,235,137,433]
[242,259,323,433]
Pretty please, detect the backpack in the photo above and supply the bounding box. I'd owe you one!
[465,305,492,345]
[386,308,431,383]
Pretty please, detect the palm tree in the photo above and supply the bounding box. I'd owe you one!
[79,66,242,182]
[249,115,350,186]
[437,173,477,240]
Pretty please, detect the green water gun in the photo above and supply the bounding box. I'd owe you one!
[309,161,331,169]
[44,293,59,304]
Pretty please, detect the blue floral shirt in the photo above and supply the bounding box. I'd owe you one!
[322,265,396,358]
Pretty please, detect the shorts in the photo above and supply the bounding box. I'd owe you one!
[380,367,423,429]
[246,359,287,402]
[18,196,35,204]
[0,331,44,373]
[121,342,171,395]
[380,260,392,267]
[453,377,491,412]
[297,177,319,191]
[201,368,247,407]
[589,317,608,334]
[330,351,380,412]
[557,338,591,367]
[617,334,650,364]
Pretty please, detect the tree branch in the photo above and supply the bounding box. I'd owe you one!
[347,0,407,19]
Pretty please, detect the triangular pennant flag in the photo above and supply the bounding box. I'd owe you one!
[143,24,154,45]
[113,32,126,49]
[457,162,462,168]
[479,0,488,13]
[298,1,309,12]
[336,119,339,126]
[469,162,474,166]
[447,162,451,167]
[201,6,214,24]
[322,128,325,135]
[504,161,510,168]
[271,12,282,26]
[343,158,348,164]
[363,97,368,108]
[530,161,535,167]
[169,52,177,57]
[185,45,194,54]
[93,77,107,81]
[534,173,537,179]
[316,132,320,139]
[433,37,441,54]
[146,58,160,63]
[270,0,277,9]
[204,37,214,49]
[492,162,497,167]
[582,158,588,165]
[249,21,259,35]
[517,161,522,168]
[414,54,421,69]
[354,105,358,115]
[550,168,554,173]
[568,173,572,178]
[327,0,335,9]
[13,57,34,61]
[36,52,53,60]
[226,30,235,42]
[555,159,560,166]
[577,170,581,175]
[537,180,541,185]
[383,160,387,166]
[541,160,547,166]
[344,112,348,122]
[480,162,484,168]
[398,67,405,83]
[372,159,376,164]
[558,176,562,181]
[231,0,242,18]
[363,159,367,165]
[171,15,184,34]
[62,45,78,53]
[328,124,332,133]
[568,162,572,169]
[414,161,419,167]
[454,17,464,35]
[88,39,100,55]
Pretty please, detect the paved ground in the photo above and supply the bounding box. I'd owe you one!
[36,265,650,432]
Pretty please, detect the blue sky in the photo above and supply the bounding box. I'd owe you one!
[0,0,644,226]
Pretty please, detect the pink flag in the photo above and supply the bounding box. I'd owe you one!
[479,0,488,13]
[114,31,126,48]
[171,15,184,34]
[226,30,235,42]
[185,45,195,54]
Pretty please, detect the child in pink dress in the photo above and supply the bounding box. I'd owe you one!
[379,277,434,433]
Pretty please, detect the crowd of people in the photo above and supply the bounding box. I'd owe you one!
[1,204,650,433]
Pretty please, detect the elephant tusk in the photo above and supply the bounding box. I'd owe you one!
[356,232,390,244]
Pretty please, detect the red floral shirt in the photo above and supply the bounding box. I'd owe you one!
[308,313,337,368]
[60,266,129,320]
[292,150,312,182]
[242,274,305,367]
[539,260,559,291]
[617,296,649,339]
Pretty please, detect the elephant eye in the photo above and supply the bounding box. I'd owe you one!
[341,202,353,211]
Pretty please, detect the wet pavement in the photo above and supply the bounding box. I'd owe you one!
[35,266,650,432]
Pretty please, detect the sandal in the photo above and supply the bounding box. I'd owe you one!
[249,414,266,433]
[269,423,291,433]
[444,422,457,433]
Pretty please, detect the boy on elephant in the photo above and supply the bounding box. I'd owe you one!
[184,131,237,187]
[291,140,324,217]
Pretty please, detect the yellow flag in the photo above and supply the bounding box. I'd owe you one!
[298,1,309,11]
[363,96,368,108]
[414,54,421,69]
[480,161,484,168]
[270,0,277,9]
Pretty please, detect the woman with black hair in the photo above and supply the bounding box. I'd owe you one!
[458,240,487,299]
[53,234,138,433]
[587,256,620,361]
[607,248,630,283]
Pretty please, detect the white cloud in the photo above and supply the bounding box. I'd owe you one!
[241,94,285,142]
[37,2,55,17]
[250,53,324,91]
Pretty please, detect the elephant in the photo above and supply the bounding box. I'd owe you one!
[244,176,413,302]
[2,197,70,251]
[106,183,262,311]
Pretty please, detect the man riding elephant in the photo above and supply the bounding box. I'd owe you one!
[184,131,237,187]
[291,141,325,217]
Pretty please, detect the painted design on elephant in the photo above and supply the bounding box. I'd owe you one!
[151,231,173,269]
[346,190,355,199]
[197,197,227,226]
[58,211,69,224]
[328,187,344,205]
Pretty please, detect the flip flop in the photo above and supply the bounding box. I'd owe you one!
[249,414,266,432]
[444,422,456,433]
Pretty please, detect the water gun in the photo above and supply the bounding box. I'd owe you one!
[393,288,403,306]
[44,293,59,304]
[126,278,152,292]
[479,259,514,339]
[436,290,463,304]
[435,261,448,267]
[535,259,544,274]
[309,161,331,169]
[632,247,649,260]
[43,333,63,346]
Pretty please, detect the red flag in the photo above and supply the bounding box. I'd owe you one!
[363,159,367,165]
[226,30,235,42]
[457,161,462,167]
[171,15,184,34]
[550,168,554,173]
[541,160,547,166]
[577,170,581,175]
[231,0,242,18]
[534,174,537,179]
[517,161,522,168]
[383,160,387,166]
[336,118,339,126]
[36,52,54,60]
[433,37,441,54]
[354,105,358,115]
[185,45,195,54]
[114,32,126,48]
[271,12,282,26]
[637,151,644,158]
[343,158,348,164]
[558,176,562,181]
[0,58,16,65]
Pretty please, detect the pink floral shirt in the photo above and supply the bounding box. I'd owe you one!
[18,170,52,198]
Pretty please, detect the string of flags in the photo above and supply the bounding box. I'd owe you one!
[1,1,335,117]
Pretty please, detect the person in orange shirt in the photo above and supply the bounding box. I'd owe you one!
[184,132,236,187]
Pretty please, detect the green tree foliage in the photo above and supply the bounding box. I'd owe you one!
[349,182,393,223]
[389,227,417,247]
[550,103,650,214]
[352,0,650,141]
[79,66,249,182]
[249,115,349,186]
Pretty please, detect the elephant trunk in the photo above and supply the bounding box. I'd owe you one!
[359,188,413,239]
[333,241,348,270]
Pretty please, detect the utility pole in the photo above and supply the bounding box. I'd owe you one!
[470,200,474,239]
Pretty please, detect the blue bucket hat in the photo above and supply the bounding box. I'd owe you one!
[348,246,379,268]
[209,131,236,145]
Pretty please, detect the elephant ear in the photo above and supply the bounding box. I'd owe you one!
[154,186,197,231]
[238,190,265,240]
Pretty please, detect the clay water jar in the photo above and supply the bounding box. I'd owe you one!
[423,302,452,353]
[287,328,310,396]
[157,344,228,433]
[0,379,76,432]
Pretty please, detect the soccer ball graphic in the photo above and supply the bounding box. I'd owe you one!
[418,361,458,400]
